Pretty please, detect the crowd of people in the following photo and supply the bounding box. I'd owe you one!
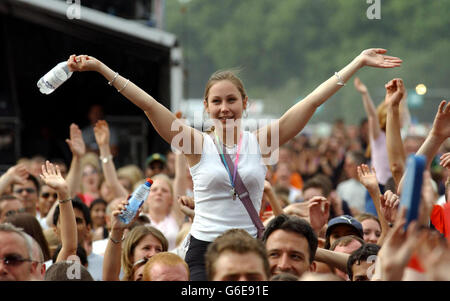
[0,48,449,282]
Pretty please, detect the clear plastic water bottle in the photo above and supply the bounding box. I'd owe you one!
[37,62,73,94]
[118,178,153,224]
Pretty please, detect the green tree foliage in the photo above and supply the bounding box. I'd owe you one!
[166,0,450,124]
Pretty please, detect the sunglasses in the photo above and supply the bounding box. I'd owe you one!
[82,170,98,177]
[14,188,36,194]
[0,254,40,267]
[5,208,26,217]
[41,192,58,199]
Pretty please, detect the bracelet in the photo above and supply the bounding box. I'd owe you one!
[109,234,125,244]
[334,72,345,86]
[108,72,119,86]
[100,155,113,164]
[59,198,71,204]
[117,79,130,93]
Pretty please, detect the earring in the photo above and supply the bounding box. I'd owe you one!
[243,109,248,118]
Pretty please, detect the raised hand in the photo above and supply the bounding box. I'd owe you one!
[353,77,368,94]
[111,197,142,231]
[384,78,405,107]
[4,164,29,185]
[430,100,450,139]
[380,190,400,224]
[66,123,86,157]
[67,55,101,72]
[308,196,330,234]
[177,196,195,220]
[358,48,402,69]
[440,152,450,169]
[357,164,379,191]
[40,161,68,197]
[94,120,110,147]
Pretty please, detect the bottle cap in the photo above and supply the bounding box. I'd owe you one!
[145,178,153,186]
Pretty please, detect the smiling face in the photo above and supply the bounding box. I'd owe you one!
[132,234,164,263]
[204,79,248,135]
[266,230,314,277]
[361,219,381,244]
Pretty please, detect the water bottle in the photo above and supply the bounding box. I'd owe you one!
[118,178,153,224]
[37,62,73,94]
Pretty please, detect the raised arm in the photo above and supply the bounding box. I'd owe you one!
[357,164,389,245]
[263,180,285,217]
[256,49,402,150]
[416,100,450,168]
[103,198,142,281]
[102,199,126,281]
[94,120,128,199]
[67,55,203,166]
[40,161,77,262]
[65,123,85,197]
[354,77,381,140]
[385,78,407,188]
[172,152,190,227]
[398,101,450,193]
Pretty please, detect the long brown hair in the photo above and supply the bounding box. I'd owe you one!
[121,225,168,281]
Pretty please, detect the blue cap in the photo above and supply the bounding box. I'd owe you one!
[325,215,364,238]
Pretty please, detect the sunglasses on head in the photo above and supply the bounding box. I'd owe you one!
[82,170,98,177]
[0,254,40,267]
[5,208,26,217]
[14,188,36,194]
[41,192,58,199]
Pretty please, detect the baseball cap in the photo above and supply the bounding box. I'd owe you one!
[146,153,167,166]
[325,215,364,238]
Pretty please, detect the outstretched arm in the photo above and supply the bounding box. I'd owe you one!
[256,49,402,149]
[171,152,189,227]
[46,123,85,228]
[40,161,77,262]
[398,101,450,193]
[354,77,381,140]
[94,120,128,199]
[67,55,203,166]
[385,78,407,188]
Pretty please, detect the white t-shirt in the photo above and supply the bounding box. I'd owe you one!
[189,131,267,242]
[337,178,367,213]
[87,252,104,281]
[147,214,180,251]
